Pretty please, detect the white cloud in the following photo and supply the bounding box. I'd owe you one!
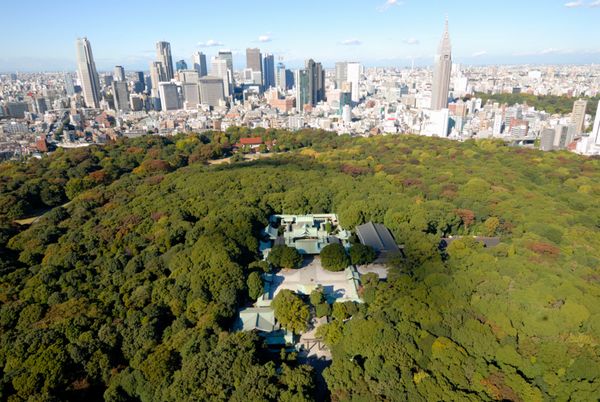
[403,38,420,45]
[564,1,583,7]
[540,47,560,55]
[471,51,488,57]
[340,39,362,46]
[197,39,223,47]
[258,35,272,43]
[377,0,404,12]
[565,0,600,6]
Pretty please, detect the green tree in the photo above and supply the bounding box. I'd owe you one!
[320,243,350,271]
[272,290,310,334]
[268,245,303,269]
[247,271,264,300]
[349,243,377,265]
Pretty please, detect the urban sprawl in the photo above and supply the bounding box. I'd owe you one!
[1,21,600,160]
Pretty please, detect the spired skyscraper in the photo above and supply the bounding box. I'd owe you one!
[431,19,452,111]
[75,37,101,108]
[156,41,174,81]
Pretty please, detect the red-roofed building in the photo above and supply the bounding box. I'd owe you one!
[234,137,276,152]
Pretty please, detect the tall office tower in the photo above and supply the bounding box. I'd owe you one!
[217,50,234,85]
[156,41,174,80]
[335,62,348,89]
[263,54,275,89]
[199,76,225,108]
[276,62,287,90]
[571,99,587,134]
[176,59,188,71]
[158,82,180,111]
[211,57,231,97]
[192,51,208,77]
[182,83,200,109]
[295,69,310,111]
[75,37,101,108]
[346,62,361,103]
[431,19,452,110]
[178,69,199,84]
[150,61,167,96]
[134,71,145,93]
[339,82,352,113]
[34,97,48,114]
[103,74,114,87]
[246,48,263,74]
[130,94,145,111]
[64,73,75,96]
[111,80,130,112]
[114,65,125,82]
[144,74,152,93]
[305,59,325,106]
[285,69,294,89]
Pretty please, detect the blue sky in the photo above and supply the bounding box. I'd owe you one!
[0,0,599,72]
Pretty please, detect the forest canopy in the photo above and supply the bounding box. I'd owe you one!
[1,129,599,401]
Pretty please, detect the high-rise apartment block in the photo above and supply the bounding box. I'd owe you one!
[571,99,587,134]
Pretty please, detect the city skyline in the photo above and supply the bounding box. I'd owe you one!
[1,0,600,72]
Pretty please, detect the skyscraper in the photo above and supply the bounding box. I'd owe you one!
[75,37,101,108]
[246,48,263,74]
[335,62,348,89]
[158,82,180,111]
[114,65,125,82]
[346,62,361,103]
[112,80,130,112]
[335,62,360,102]
[156,41,174,81]
[64,73,75,96]
[276,62,287,90]
[134,71,145,93]
[211,57,231,97]
[263,54,275,89]
[431,19,452,111]
[199,76,225,108]
[150,61,167,98]
[571,99,587,134]
[176,59,188,71]
[181,83,200,109]
[295,69,310,111]
[217,50,234,86]
[192,51,208,77]
[305,59,325,106]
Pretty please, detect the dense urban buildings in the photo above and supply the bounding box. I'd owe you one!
[2,27,600,159]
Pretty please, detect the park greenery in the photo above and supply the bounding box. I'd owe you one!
[474,92,599,124]
[1,127,599,400]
